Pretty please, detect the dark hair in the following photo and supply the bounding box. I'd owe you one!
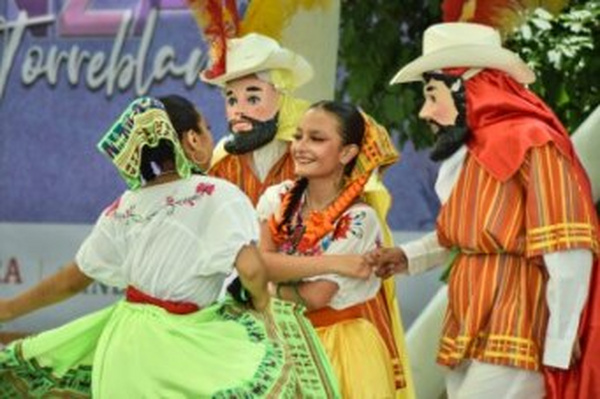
[279,100,365,232]
[309,100,365,175]
[422,72,467,126]
[140,140,175,183]
[140,95,201,183]
[158,94,201,139]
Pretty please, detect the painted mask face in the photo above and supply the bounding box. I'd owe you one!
[222,75,280,154]
[291,108,351,180]
[419,75,469,162]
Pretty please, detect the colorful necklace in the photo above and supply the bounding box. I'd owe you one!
[270,175,369,252]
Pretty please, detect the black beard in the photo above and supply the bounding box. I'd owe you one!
[429,122,470,162]
[224,113,279,155]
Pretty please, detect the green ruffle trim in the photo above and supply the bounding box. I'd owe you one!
[213,298,340,398]
[0,343,91,398]
[212,299,297,398]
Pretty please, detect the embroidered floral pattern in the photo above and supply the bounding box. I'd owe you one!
[332,210,366,241]
[278,209,369,256]
[270,175,370,253]
[195,182,215,195]
[103,197,122,217]
[107,183,216,224]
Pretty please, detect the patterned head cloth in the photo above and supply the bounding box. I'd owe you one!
[350,111,400,182]
[97,97,192,190]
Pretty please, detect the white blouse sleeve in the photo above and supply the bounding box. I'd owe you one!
[75,204,126,288]
[306,206,382,294]
[256,181,293,222]
[200,191,260,275]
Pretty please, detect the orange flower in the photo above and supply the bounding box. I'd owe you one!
[270,175,369,251]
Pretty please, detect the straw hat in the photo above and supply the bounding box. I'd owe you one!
[201,33,313,89]
[390,22,535,84]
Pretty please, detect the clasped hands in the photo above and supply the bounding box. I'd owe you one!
[364,247,408,279]
[326,247,409,281]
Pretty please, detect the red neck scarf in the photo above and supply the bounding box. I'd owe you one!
[450,69,575,182]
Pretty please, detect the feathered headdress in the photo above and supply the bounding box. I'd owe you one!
[442,0,568,37]
[187,0,330,80]
[188,0,240,79]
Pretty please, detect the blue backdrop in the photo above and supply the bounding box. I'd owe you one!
[0,0,439,231]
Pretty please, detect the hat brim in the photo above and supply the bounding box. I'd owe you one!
[389,45,535,85]
[201,48,314,89]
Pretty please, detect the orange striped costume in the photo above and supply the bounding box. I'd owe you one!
[436,143,599,371]
[209,149,295,206]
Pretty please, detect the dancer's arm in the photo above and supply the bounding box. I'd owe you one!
[235,244,270,311]
[0,261,93,322]
[259,222,369,283]
[275,280,338,311]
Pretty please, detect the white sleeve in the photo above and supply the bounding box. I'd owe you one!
[256,181,292,222]
[542,249,593,369]
[75,210,126,288]
[400,231,450,275]
[201,194,260,275]
[306,206,381,286]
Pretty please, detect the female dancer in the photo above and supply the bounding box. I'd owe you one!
[258,100,406,398]
[0,97,338,397]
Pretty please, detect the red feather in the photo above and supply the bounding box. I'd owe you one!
[442,0,469,22]
[442,0,568,36]
[188,0,240,79]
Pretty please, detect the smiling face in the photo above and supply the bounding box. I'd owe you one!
[291,108,358,180]
[224,75,280,133]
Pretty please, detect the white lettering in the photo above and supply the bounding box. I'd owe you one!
[1,9,207,102]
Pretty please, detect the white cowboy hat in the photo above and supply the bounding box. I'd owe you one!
[390,22,535,85]
[201,33,314,89]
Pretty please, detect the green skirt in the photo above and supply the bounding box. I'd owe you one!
[0,298,340,398]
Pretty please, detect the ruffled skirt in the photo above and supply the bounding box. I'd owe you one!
[0,298,340,398]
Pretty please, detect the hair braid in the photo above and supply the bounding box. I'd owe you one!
[278,177,308,233]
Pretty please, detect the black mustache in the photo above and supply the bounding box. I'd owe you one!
[231,114,262,125]
[224,113,279,155]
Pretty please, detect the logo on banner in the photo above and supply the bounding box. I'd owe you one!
[0,257,23,284]
[0,0,206,100]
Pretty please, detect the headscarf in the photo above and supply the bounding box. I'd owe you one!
[97,97,193,190]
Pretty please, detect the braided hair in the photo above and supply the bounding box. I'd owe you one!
[278,101,365,233]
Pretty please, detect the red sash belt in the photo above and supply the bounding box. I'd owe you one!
[125,286,200,315]
[306,299,370,328]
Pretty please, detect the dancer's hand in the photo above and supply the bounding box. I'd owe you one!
[365,248,408,279]
[331,255,372,279]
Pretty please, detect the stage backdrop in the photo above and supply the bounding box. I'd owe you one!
[0,0,440,334]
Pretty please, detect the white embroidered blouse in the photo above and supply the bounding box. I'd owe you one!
[75,175,258,307]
